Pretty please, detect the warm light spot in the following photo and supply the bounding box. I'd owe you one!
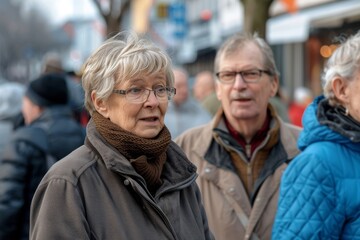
[329,44,338,52]
[320,45,332,58]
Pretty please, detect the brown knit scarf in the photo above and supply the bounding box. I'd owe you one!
[92,112,171,191]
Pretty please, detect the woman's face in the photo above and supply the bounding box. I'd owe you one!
[94,72,168,138]
[345,73,360,122]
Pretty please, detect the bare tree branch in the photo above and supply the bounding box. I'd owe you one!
[240,0,274,38]
[91,0,130,38]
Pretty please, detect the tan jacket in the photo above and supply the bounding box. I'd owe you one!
[175,107,301,240]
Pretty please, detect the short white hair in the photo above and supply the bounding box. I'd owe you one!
[322,31,360,106]
[82,31,174,115]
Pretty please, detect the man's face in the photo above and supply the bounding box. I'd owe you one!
[22,96,42,125]
[172,69,189,106]
[216,43,278,126]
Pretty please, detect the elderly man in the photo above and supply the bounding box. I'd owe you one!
[175,33,301,240]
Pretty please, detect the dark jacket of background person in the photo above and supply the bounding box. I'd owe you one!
[0,82,25,156]
[176,105,300,240]
[30,32,213,240]
[0,74,84,240]
[31,120,212,239]
[272,96,360,239]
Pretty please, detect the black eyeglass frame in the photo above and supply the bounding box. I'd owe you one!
[215,69,273,84]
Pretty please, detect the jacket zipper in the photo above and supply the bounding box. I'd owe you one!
[130,180,179,240]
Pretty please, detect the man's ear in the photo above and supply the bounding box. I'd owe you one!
[270,76,279,97]
[332,77,349,105]
[91,90,109,117]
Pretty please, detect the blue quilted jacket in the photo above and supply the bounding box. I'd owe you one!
[272,96,360,240]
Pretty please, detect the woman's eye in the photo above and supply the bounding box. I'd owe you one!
[156,87,166,93]
[128,87,143,94]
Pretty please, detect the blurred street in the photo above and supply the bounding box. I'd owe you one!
[0,0,359,100]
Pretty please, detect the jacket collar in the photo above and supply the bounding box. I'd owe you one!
[85,119,197,196]
[200,105,300,204]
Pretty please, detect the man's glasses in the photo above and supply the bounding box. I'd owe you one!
[215,69,272,84]
[113,86,176,103]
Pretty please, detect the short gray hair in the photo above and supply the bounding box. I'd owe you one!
[214,32,279,78]
[322,31,360,106]
[82,31,174,115]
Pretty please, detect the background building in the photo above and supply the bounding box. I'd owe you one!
[148,0,360,99]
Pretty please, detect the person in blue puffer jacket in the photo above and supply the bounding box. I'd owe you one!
[272,31,360,240]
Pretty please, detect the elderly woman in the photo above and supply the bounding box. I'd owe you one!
[272,32,360,239]
[30,32,213,240]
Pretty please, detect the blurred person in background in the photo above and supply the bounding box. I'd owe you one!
[41,52,89,128]
[175,32,301,240]
[193,70,221,116]
[272,31,360,240]
[288,86,313,127]
[66,69,91,128]
[0,73,85,240]
[269,87,290,122]
[0,82,25,155]
[30,32,213,240]
[41,52,64,74]
[165,67,212,138]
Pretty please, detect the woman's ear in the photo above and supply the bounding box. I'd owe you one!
[332,77,349,104]
[91,90,109,117]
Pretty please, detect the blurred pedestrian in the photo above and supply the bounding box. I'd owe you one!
[0,82,25,155]
[41,52,88,128]
[41,52,64,74]
[165,67,212,138]
[273,31,360,240]
[175,32,301,240]
[193,70,221,116]
[30,32,213,240]
[66,69,90,128]
[269,88,290,122]
[288,86,313,127]
[0,73,84,240]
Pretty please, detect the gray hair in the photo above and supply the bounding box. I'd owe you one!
[82,31,174,115]
[322,31,360,106]
[214,32,280,78]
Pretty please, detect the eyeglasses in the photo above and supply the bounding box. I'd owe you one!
[215,69,272,84]
[113,86,176,103]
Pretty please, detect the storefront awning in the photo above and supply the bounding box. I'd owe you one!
[267,0,360,44]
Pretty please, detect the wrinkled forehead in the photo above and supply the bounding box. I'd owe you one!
[115,66,170,88]
[219,42,265,67]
